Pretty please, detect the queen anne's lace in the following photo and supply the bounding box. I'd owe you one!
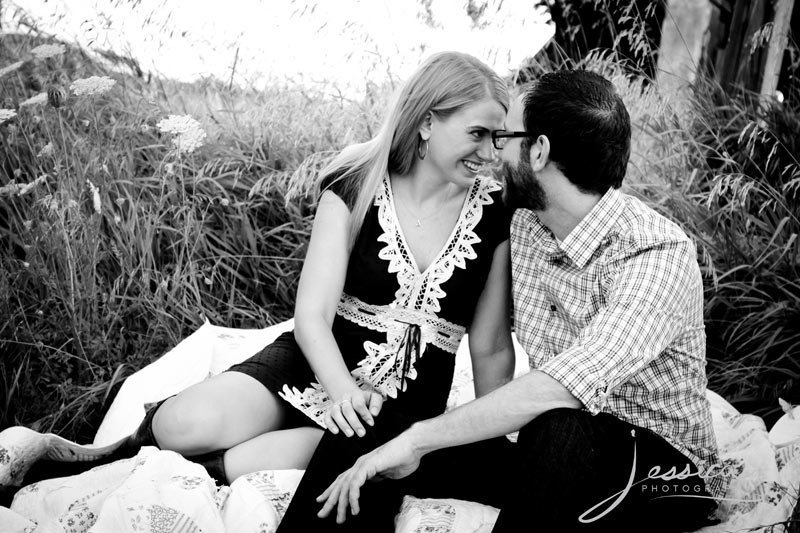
[31,44,66,59]
[0,61,23,79]
[20,92,47,107]
[280,175,501,427]
[0,109,17,124]
[156,114,207,154]
[70,76,116,97]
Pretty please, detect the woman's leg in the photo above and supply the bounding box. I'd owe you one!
[223,426,324,483]
[153,371,289,455]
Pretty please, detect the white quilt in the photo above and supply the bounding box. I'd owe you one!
[1,320,798,533]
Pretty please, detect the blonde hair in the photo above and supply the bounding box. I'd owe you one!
[320,51,509,246]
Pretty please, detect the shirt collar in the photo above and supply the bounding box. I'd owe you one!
[522,188,625,269]
[560,188,625,268]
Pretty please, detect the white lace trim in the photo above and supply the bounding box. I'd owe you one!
[280,175,501,428]
[279,295,467,428]
[342,294,465,396]
[337,294,465,354]
[378,174,501,314]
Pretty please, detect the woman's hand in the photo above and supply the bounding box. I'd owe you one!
[324,388,384,437]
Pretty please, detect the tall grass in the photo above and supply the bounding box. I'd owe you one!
[0,31,385,441]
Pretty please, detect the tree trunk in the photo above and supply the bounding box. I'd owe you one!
[760,0,796,102]
[656,0,713,97]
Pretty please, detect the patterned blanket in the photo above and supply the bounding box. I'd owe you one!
[1,321,798,533]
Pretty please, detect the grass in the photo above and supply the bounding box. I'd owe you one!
[0,30,386,442]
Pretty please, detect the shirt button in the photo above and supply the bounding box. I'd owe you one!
[550,304,557,312]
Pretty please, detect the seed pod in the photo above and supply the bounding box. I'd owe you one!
[47,86,67,108]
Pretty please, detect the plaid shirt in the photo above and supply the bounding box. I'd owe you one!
[510,188,727,500]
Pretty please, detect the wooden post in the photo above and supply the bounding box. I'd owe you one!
[717,0,752,91]
[760,0,796,102]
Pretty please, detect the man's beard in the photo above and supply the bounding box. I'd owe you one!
[501,150,547,211]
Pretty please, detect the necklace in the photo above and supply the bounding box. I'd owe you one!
[395,187,453,228]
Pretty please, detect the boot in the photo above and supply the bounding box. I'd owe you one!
[0,399,167,490]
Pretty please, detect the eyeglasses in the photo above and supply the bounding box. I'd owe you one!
[491,130,535,150]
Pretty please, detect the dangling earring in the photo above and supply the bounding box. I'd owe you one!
[417,137,429,160]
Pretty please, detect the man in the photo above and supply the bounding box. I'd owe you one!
[277,70,726,532]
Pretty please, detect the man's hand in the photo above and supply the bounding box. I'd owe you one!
[316,433,422,524]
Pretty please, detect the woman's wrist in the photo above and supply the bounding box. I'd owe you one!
[324,376,361,401]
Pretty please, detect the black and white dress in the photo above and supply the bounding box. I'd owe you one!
[227,173,510,426]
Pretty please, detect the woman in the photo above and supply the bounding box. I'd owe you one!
[1,51,515,491]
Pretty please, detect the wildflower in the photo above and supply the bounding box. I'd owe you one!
[70,76,116,97]
[114,197,126,207]
[13,169,22,178]
[20,175,47,195]
[156,114,207,154]
[22,262,30,268]
[31,43,66,59]
[86,180,101,214]
[47,86,67,108]
[0,182,21,197]
[220,198,230,207]
[164,162,175,175]
[20,92,47,107]
[23,220,32,231]
[0,61,23,79]
[114,215,121,224]
[0,108,17,125]
[37,142,54,158]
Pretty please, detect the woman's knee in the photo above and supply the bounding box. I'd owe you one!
[152,372,285,453]
[152,394,229,451]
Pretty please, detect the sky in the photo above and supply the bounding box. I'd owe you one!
[3,0,554,96]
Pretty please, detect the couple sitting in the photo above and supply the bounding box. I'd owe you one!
[2,51,726,532]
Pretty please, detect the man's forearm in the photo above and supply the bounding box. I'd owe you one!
[406,370,581,455]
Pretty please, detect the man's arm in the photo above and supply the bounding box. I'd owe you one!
[317,370,580,523]
[409,369,579,451]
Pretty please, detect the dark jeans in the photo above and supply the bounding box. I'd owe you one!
[276,407,719,532]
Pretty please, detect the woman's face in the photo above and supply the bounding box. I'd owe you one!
[422,97,506,187]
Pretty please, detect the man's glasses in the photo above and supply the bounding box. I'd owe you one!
[491,130,536,150]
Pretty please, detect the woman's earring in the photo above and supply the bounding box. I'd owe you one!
[417,137,429,160]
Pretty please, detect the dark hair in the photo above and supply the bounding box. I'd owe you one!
[522,70,630,194]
